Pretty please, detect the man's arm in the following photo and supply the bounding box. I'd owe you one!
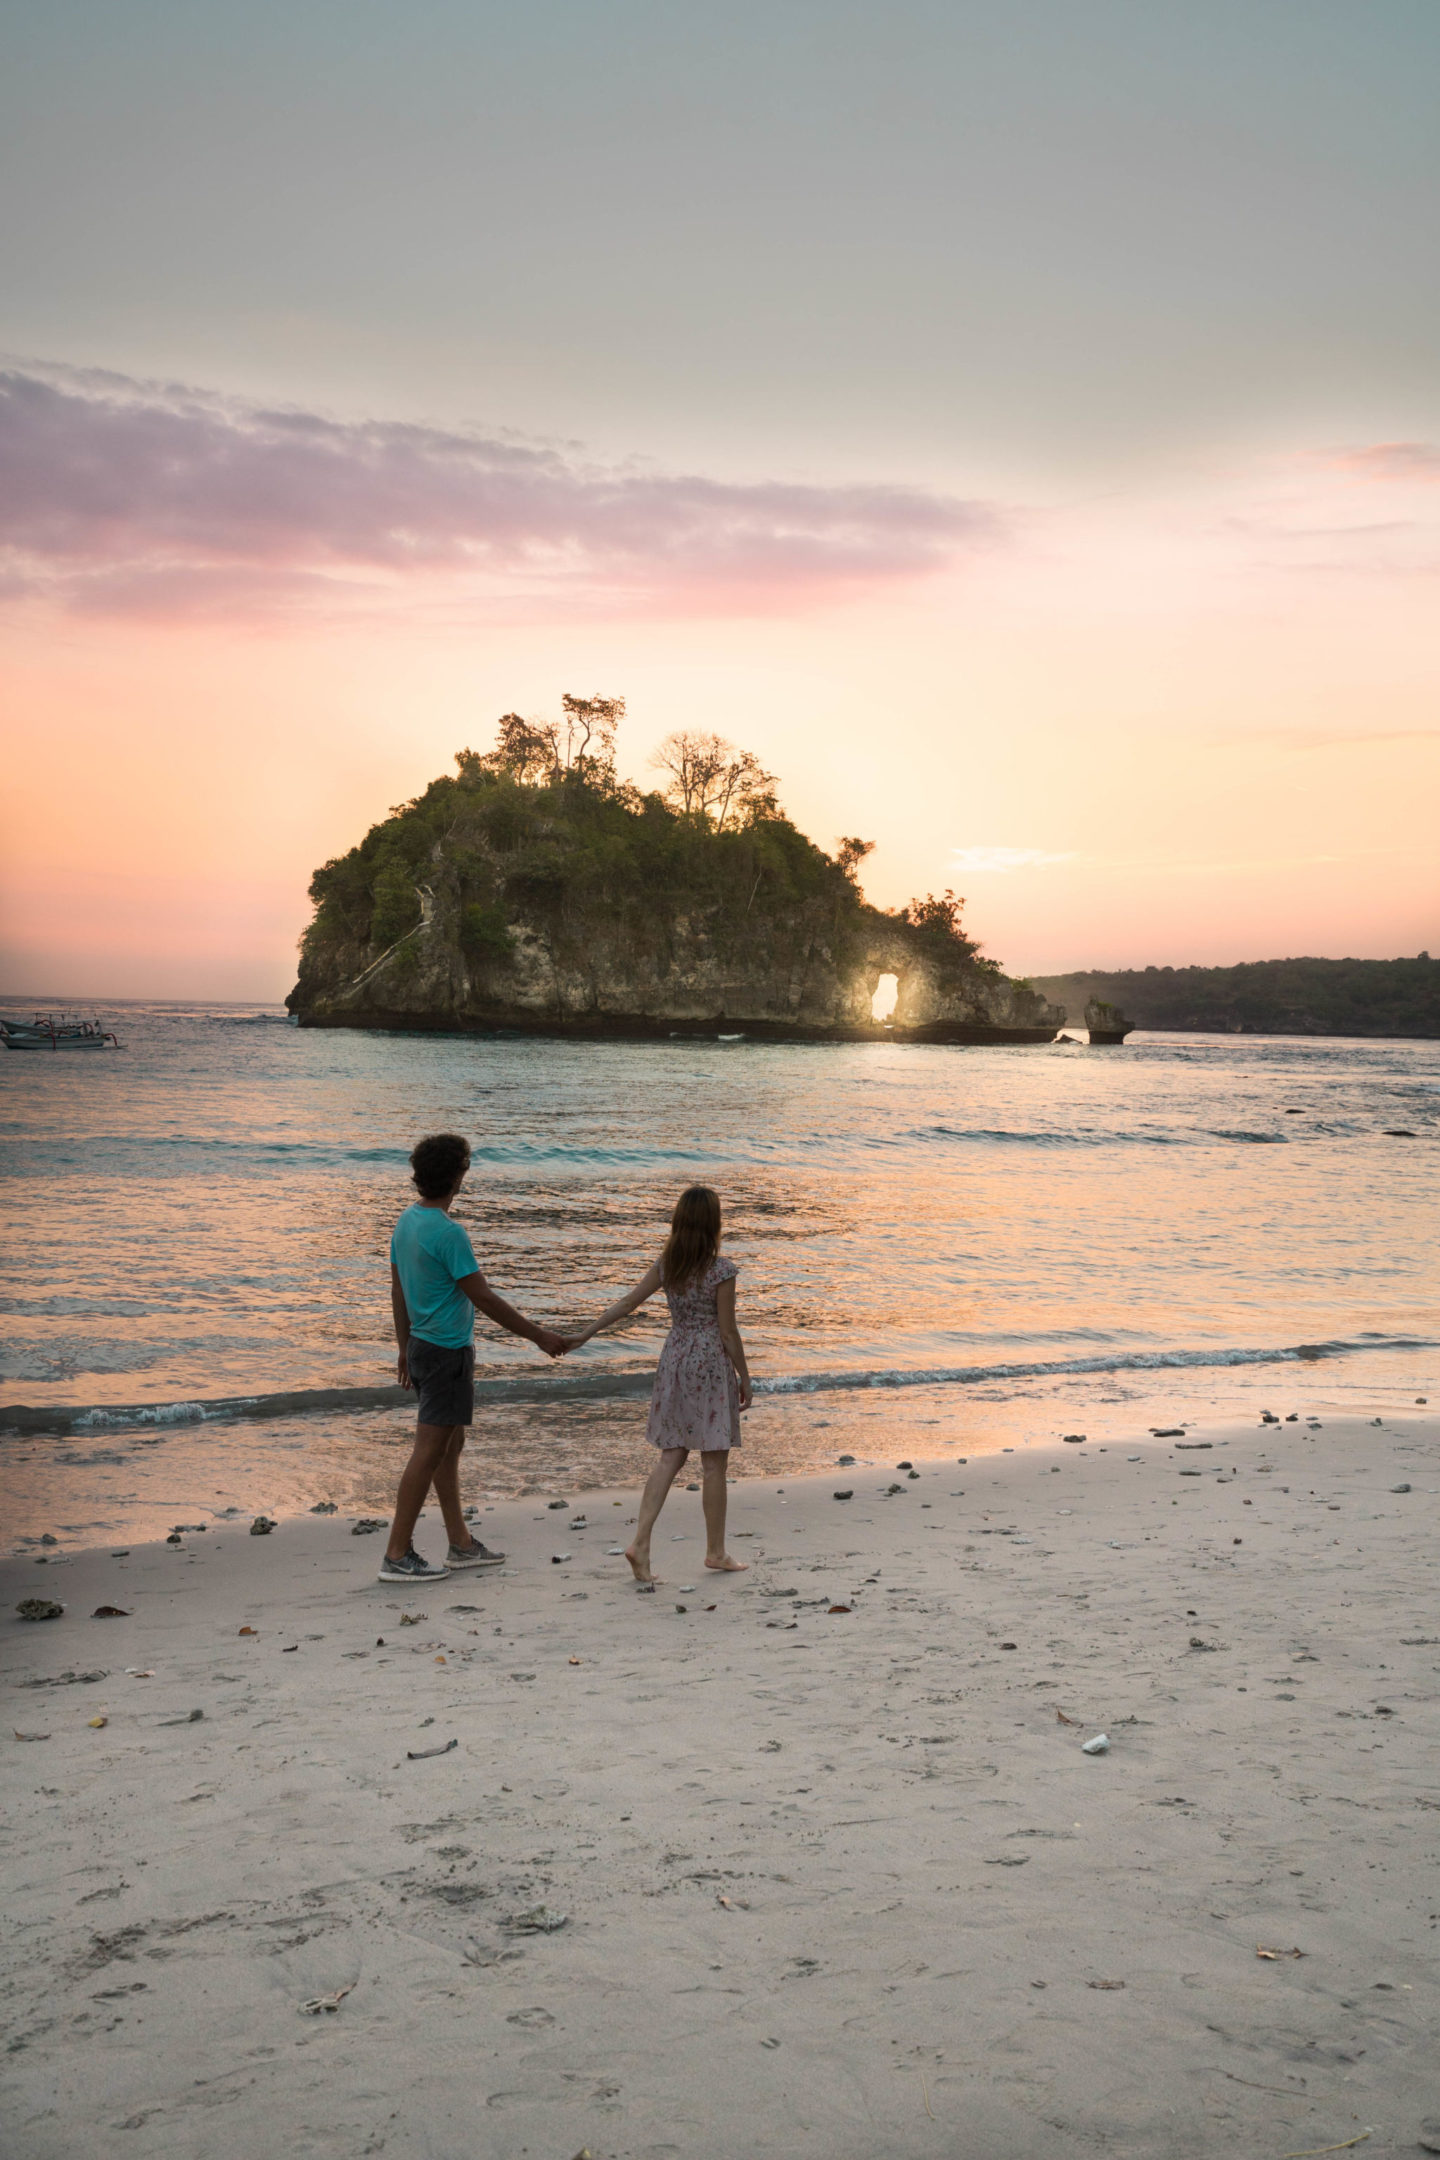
[459,1272,566,1358]
[390,1263,412,1388]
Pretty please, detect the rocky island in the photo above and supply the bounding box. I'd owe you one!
[288,697,1064,1043]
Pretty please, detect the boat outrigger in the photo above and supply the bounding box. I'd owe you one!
[1,1012,123,1051]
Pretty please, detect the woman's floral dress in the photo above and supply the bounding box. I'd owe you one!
[644,1255,741,1452]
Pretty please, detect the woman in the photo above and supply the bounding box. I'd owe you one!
[568,1185,752,1585]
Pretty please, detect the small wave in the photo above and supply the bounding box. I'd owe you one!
[909,1123,1300,1148]
[59,1134,727,1170]
[29,1134,412,1161]
[20,1386,404,1436]
[758,1345,1331,1394]
[0,1296,162,1318]
[74,1399,216,1428]
[466,1141,730,1166]
[909,1124,1177,1148]
[6,1334,1432,1437]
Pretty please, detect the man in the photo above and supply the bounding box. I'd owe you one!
[380,1131,566,1583]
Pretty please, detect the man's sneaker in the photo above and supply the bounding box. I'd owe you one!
[446,1539,506,1569]
[377,1548,450,1583]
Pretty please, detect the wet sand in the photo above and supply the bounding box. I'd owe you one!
[3,1411,1437,2159]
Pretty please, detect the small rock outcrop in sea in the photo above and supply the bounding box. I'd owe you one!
[1084,997,1134,1044]
[288,703,1066,1045]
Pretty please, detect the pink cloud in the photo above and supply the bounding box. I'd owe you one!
[1332,441,1440,482]
[0,364,998,621]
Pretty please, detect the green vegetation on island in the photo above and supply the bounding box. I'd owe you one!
[290,697,1061,1040]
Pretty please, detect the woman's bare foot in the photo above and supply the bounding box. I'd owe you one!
[625,1544,658,1585]
[704,1553,749,1572]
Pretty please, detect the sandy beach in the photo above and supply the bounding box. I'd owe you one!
[4,1409,1437,2159]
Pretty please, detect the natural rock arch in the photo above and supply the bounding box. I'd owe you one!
[850,928,943,1028]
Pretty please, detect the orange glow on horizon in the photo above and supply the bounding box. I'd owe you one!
[2,447,1436,998]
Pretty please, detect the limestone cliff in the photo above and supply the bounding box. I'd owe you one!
[287,752,1063,1043]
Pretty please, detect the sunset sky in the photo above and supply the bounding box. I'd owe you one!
[2,0,1437,998]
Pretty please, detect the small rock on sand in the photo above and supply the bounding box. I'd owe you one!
[502,1905,568,1934]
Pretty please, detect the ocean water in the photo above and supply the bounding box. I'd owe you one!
[2,999,1435,1545]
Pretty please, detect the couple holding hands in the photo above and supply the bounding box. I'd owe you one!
[381,1131,752,1589]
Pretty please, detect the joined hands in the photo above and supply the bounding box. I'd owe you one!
[537,1329,591,1359]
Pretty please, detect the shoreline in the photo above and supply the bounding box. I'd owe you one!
[6,1370,1435,1555]
[288,1007,1063,1045]
[5,1408,1437,2157]
[5,1373,1433,1563]
[4,1330,1417,1437]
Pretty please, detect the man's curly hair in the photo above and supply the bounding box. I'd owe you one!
[409,1131,471,1200]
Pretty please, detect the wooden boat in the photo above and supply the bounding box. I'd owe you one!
[1,1012,122,1051]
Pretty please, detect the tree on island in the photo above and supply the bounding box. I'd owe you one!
[831,838,875,927]
[463,694,626,787]
[836,837,874,884]
[902,888,980,954]
[650,729,777,830]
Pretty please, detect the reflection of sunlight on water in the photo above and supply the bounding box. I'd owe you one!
[871,972,900,1021]
[2,1000,1436,1540]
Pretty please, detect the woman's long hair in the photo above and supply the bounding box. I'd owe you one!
[660,1184,722,1292]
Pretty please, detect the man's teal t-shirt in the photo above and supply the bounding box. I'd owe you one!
[390,1204,479,1349]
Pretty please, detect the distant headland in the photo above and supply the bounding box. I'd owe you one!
[1031,957,1439,1040]
[287,698,1064,1043]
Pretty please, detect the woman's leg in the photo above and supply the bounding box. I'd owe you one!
[701,1449,748,1571]
[626,1447,687,1583]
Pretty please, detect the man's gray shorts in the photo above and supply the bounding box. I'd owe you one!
[407,1337,475,1427]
